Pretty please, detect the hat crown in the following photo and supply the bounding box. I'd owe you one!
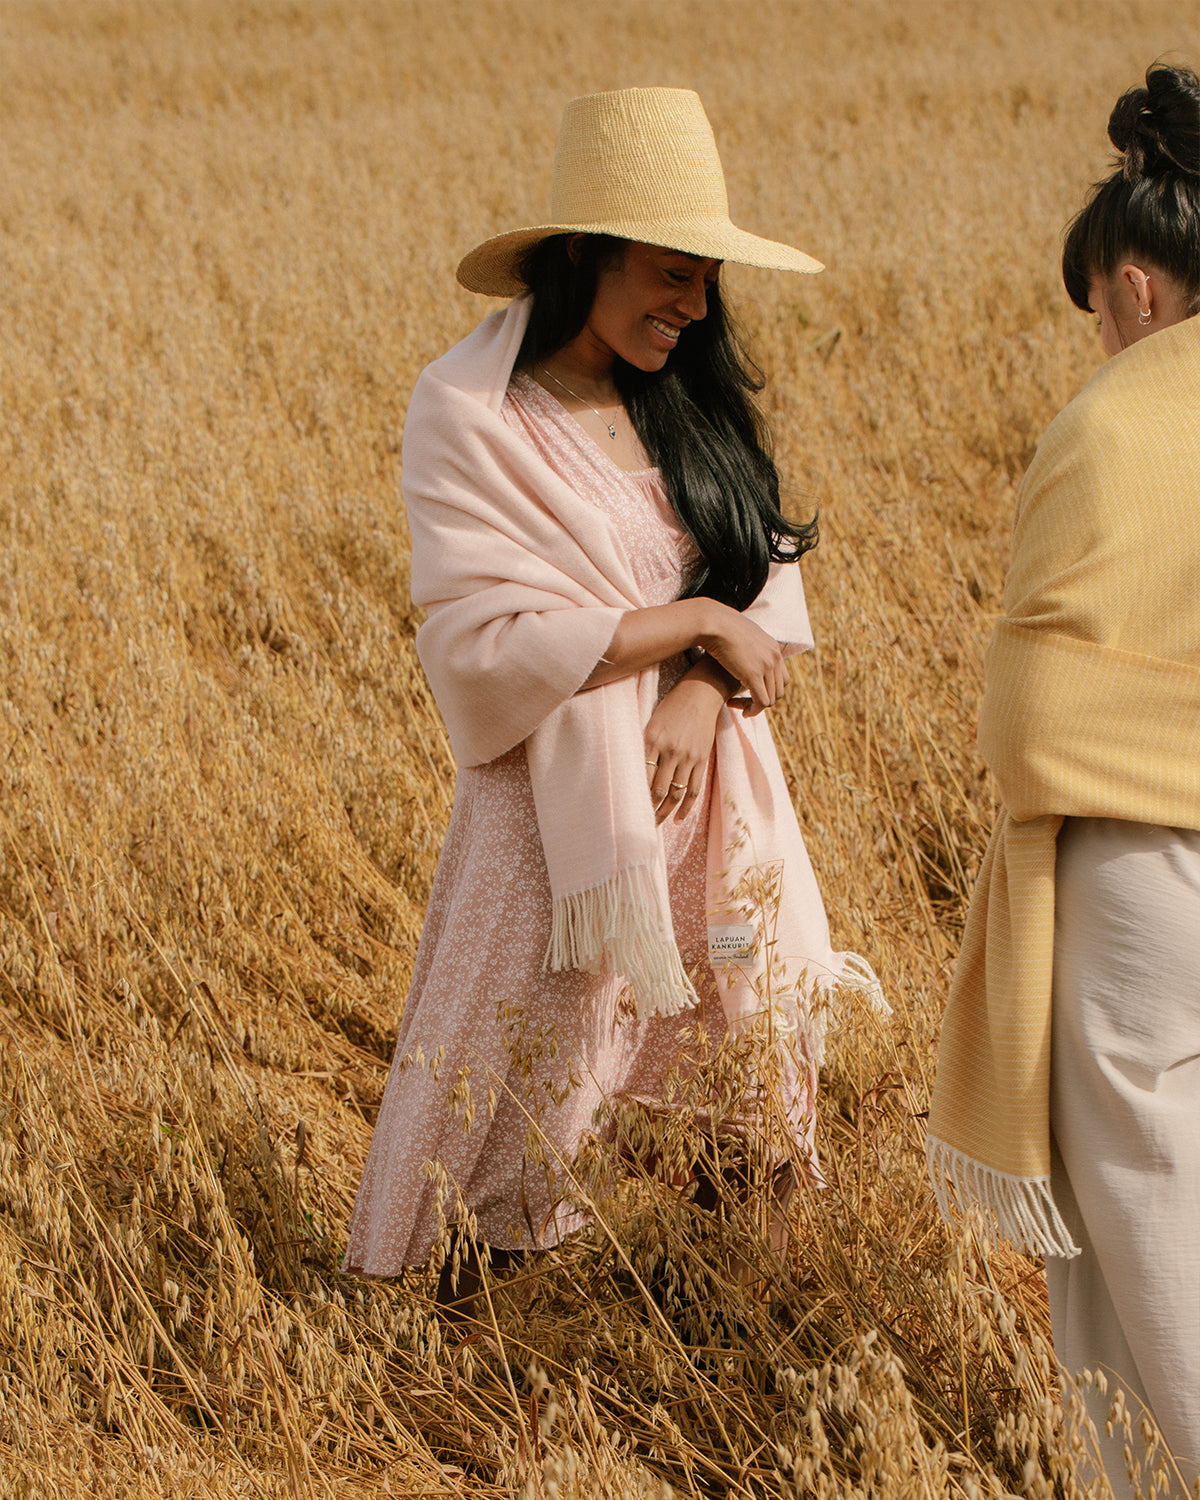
[549,88,730,226]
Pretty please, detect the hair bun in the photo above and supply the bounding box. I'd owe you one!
[1108,63,1200,181]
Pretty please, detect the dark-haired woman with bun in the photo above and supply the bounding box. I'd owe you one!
[928,63,1200,1486]
[343,88,880,1313]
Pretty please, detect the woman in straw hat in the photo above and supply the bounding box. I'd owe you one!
[927,63,1200,1488]
[343,87,880,1310]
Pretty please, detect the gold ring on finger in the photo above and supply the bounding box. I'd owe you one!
[669,781,687,791]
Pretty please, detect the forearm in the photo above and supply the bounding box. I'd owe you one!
[580,598,719,689]
[579,593,787,713]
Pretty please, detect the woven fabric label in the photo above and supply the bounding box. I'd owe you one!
[707,923,756,965]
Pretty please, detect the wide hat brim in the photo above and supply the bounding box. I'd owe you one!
[455,87,824,298]
[457,219,823,298]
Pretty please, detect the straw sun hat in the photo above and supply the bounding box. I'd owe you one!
[456,87,823,297]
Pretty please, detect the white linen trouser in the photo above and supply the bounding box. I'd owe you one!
[1048,817,1200,1495]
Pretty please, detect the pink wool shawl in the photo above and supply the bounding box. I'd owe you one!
[403,296,858,1030]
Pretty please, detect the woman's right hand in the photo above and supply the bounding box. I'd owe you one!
[697,600,787,716]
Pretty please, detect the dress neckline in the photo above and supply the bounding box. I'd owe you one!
[508,370,659,481]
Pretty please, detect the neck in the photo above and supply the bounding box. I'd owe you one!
[541,331,618,403]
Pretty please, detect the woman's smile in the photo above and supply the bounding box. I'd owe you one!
[647,314,683,346]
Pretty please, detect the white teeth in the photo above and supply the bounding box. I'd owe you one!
[649,317,680,341]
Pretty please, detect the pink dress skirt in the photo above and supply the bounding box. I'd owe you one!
[344,374,749,1272]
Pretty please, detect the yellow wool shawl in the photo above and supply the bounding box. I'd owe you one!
[927,315,1200,1258]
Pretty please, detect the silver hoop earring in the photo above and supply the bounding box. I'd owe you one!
[1138,306,1152,326]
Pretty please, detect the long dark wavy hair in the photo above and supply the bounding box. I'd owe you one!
[515,234,817,612]
[1062,62,1200,315]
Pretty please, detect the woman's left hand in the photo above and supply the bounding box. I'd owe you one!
[644,673,727,824]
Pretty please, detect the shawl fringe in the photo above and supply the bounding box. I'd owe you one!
[837,951,891,1016]
[925,1135,1080,1259]
[544,861,700,1020]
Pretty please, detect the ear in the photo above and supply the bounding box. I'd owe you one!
[1118,262,1153,308]
[566,234,587,265]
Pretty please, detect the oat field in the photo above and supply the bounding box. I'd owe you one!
[2,2,1198,1496]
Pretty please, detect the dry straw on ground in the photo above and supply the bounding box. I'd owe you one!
[2,2,1198,1496]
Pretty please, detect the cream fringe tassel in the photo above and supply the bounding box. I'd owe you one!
[925,1135,1081,1259]
[837,951,890,1016]
[544,861,699,1021]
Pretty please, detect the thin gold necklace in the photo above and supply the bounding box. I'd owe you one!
[539,365,619,439]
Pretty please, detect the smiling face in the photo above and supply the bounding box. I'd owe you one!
[571,241,721,376]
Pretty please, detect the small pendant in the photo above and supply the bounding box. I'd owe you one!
[606,423,617,439]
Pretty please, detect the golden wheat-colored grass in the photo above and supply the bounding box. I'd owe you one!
[2,2,1199,1495]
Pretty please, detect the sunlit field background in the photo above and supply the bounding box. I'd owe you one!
[3,2,1198,1495]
